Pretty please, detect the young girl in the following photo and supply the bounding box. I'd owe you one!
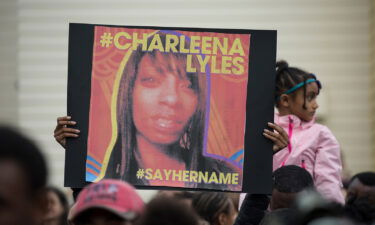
[238,60,344,210]
[271,60,344,204]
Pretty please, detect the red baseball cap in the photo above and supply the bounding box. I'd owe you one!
[70,179,144,222]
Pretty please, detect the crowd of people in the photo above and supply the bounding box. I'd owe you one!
[1,60,375,225]
[2,125,375,225]
[2,123,375,225]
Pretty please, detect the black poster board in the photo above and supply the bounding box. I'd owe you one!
[65,23,276,193]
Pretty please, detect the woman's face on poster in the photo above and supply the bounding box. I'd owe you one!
[132,52,198,145]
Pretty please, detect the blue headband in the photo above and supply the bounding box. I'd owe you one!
[277,75,321,101]
[283,78,317,95]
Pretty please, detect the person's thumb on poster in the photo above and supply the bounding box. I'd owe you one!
[54,116,80,148]
[263,122,288,155]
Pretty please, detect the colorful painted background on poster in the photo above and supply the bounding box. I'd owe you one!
[86,26,250,191]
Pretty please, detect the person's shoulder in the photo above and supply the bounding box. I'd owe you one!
[311,123,340,146]
[308,122,333,135]
[312,123,335,136]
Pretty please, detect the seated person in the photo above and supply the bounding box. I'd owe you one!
[156,190,195,207]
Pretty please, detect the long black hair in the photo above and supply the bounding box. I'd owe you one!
[106,32,206,185]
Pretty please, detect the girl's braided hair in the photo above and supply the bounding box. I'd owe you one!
[275,60,321,109]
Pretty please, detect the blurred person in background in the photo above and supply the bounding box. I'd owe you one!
[226,193,240,214]
[345,172,375,205]
[258,208,298,225]
[192,192,237,225]
[344,172,375,224]
[69,179,144,225]
[261,190,351,225]
[0,126,48,225]
[139,194,200,225]
[156,190,195,207]
[42,186,70,225]
[270,165,314,210]
[235,165,314,225]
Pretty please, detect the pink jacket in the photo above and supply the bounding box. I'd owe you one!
[273,113,344,204]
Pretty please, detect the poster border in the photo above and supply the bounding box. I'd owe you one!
[65,23,276,193]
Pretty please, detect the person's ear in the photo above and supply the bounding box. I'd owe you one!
[279,94,290,108]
